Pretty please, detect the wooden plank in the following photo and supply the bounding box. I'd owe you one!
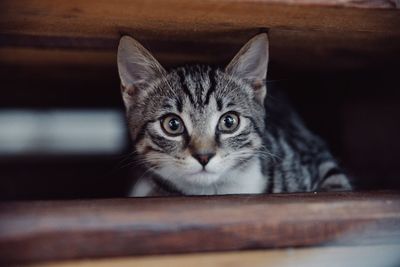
[2,28,400,71]
[0,0,399,40]
[24,245,400,267]
[1,1,399,77]
[0,191,399,264]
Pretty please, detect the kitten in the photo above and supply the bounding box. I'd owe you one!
[117,33,352,196]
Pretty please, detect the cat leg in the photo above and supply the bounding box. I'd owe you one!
[317,161,352,191]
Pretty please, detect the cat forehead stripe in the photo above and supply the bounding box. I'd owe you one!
[174,66,218,108]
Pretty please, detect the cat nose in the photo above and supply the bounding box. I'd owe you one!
[192,153,215,167]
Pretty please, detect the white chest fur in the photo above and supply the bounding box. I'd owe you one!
[213,158,266,195]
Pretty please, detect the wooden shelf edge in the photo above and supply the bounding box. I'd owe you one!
[23,245,400,267]
[0,191,399,264]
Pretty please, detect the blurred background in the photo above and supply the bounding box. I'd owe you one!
[1,1,400,200]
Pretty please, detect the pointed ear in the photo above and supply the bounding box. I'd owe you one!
[117,36,166,108]
[225,33,269,105]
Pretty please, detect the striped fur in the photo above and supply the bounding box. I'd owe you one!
[117,34,352,196]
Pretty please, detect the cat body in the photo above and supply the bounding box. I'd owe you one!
[117,34,351,196]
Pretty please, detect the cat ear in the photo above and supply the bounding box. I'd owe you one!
[225,33,269,105]
[117,36,166,107]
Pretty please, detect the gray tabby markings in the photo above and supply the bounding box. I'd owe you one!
[117,33,352,196]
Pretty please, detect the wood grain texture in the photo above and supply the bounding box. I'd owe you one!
[24,245,400,267]
[0,191,400,264]
[1,0,399,39]
[1,0,399,78]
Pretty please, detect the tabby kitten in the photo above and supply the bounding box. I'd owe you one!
[117,33,351,196]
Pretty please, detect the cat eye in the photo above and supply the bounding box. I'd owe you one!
[218,112,240,133]
[161,114,185,136]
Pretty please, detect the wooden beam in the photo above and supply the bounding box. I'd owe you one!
[0,191,399,264]
[0,0,400,76]
[1,0,399,39]
[2,28,400,71]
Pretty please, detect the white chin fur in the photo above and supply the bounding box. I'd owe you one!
[151,154,266,195]
[153,154,229,188]
[154,164,225,187]
[181,171,221,186]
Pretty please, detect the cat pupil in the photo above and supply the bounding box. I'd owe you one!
[169,119,180,131]
[224,116,234,128]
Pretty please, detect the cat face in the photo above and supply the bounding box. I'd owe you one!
[118,34,269,189]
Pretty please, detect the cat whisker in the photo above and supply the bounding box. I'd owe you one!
[136,165,160,182]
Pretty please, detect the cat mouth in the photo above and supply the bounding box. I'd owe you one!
[186,169,216,176]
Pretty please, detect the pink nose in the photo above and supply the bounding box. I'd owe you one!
[192,153,215,167]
